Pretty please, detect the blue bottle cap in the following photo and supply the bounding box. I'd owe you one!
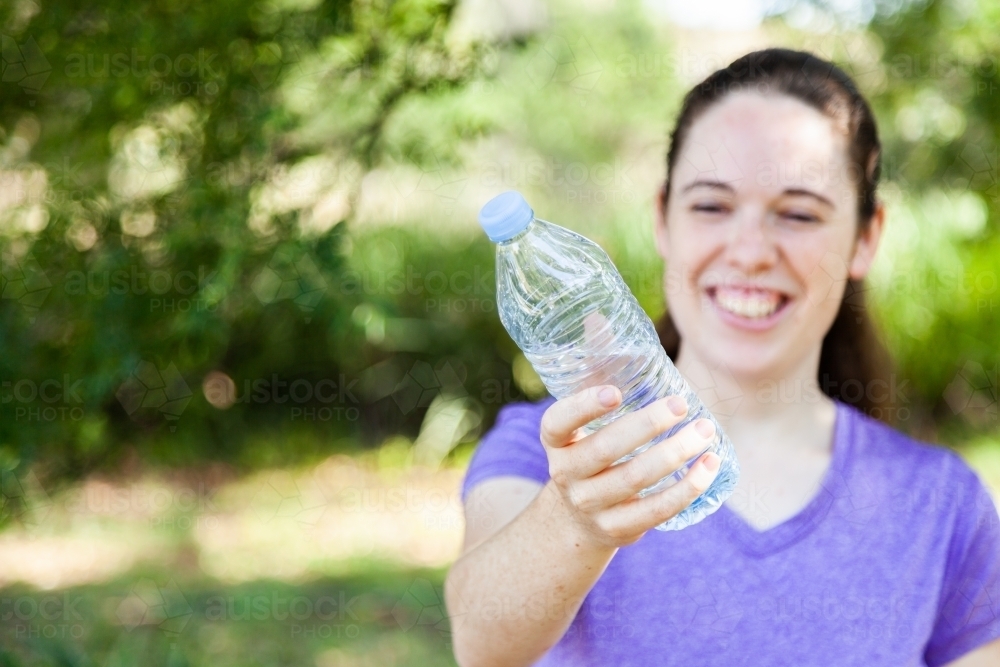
[478,191,534,242]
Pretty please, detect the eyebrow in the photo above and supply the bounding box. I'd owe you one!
[783,188,834,208]
[681,180,835,208]
[681,179,734,194]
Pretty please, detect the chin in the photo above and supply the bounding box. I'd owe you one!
[700,337,788,382]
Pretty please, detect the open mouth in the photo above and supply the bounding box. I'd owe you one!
[705,285,791,326]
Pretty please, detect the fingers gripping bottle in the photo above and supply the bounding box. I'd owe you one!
[478,191,739,530]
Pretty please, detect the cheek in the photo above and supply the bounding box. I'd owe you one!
[662,229,722,340]
[784,231,854,310]
[663,226,715,300]
[662,259,689,311]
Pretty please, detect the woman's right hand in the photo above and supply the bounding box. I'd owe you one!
[540,385,721,549]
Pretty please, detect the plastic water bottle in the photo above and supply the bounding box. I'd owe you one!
[478,191,739,531]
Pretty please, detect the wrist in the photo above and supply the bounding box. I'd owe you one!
[539,480,619,557]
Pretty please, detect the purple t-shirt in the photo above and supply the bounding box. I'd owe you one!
[461,398,1000,666]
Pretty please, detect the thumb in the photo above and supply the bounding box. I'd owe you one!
[580,311,623,390]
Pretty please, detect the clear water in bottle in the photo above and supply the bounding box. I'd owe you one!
[478,191,739,531]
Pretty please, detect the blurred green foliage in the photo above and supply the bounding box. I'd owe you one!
[1,0,998,485]
[0,0,500,477]
[864,0,1000,425]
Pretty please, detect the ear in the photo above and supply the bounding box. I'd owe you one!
[848,201,885,280]
[654,182,670,260]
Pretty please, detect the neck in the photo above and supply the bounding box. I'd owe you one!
[673,343,834,438]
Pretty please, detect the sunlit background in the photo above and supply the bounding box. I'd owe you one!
[1,0,998,664]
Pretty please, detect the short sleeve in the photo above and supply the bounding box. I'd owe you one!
[924,459,1000,666]
[460,398,554,503]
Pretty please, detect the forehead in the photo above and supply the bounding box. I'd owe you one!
[674,92,852,198]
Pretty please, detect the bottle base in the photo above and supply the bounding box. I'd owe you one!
[653,447,740,531]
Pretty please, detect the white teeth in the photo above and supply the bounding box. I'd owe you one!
[714,291,781,319]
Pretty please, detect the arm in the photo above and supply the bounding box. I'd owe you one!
[445,477,616,667]
[927,459,1000,667]
[445,385,721,667]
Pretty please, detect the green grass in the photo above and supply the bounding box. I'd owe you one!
[0,563,456,667]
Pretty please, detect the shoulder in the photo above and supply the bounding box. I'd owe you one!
[460,397,556,502]
[843,401,966,469]
[839,401,990,508]
[490,396,555,432]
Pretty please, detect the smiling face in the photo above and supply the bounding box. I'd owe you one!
[656,92,883,384]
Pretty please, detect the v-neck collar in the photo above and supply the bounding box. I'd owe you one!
[712,400,856,558]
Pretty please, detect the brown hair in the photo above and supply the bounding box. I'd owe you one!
[656,48,896,423]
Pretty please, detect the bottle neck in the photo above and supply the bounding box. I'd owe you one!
[496,217,536,245]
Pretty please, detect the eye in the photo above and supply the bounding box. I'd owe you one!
[780,210,820,223]
[691,201,730,216]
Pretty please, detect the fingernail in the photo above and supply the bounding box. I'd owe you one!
[598,386,620,407]
[703,453,720,472]
[666,395,687,416]
[694,419,715,439]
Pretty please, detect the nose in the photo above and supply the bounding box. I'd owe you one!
[722,207,779,274]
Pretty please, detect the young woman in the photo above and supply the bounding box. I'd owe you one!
[445,49,1000,666]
